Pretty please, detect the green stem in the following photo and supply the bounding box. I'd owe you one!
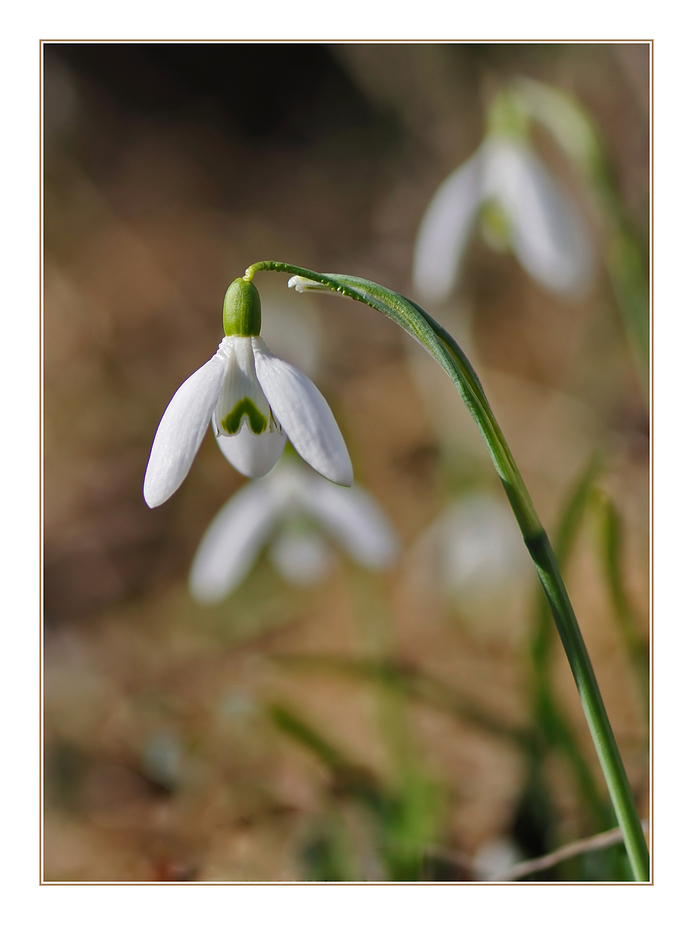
[247,260,649,881]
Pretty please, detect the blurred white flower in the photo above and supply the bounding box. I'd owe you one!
[144,333,352,508]
[474,836,524,881]
[141,728,183,790]
[512,77,601,177]
[435,492,527,604]
[413,136,594,301]
[268,523,335,585]
[189,458,399,603]
[218,688,257,718]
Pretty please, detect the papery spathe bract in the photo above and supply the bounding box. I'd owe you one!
[189,459,399,603]
[143,282,353,508]
[287,276,333,294]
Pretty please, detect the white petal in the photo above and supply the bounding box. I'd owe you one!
[215,336,272,434]
[253,339,353,487]
[474,837,524,882]
[482,139,594,295]
[143,353,226,508]
[412,153,484,301]
[268,525,333,585]
[215,422,287,478]
[438,494,527,596]
[302,478,399,570]
[188,479,283,603]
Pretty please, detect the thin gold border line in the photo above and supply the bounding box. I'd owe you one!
[648,36,654,885]
[39,37,45,889]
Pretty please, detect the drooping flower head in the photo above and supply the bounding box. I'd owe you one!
[412,85,595,303]
[188,456,399,603]
[143,277,352,508]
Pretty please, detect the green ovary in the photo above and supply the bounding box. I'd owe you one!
[220,398,268,435]
[480,199,511,251]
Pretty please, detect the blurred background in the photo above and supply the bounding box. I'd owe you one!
[43,42,649,882]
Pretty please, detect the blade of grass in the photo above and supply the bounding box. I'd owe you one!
[593,489,650,718]
[529,453,614,831]
[274,653,529,745]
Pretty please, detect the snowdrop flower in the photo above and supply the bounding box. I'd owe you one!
[189,458,399,603]
[144,277,352,508]
[141,728,183,791]
[410,493,527,611]
[435,493,528,602]
[474,836,524,882]
[268,522,334,586]
[413,135,594,302]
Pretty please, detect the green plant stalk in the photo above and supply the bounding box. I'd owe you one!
[270,703,429,880]
[583,156,649,397]
[530,455,601,695]
[246,260,649,881]
[530,454,615,832]
[595,491,650,718]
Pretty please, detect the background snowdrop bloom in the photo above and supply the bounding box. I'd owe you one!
[189,458,399,603]
[412,134,595,302]
[407,492,530,643]
[435,493,528,603]
[141,728,184,791]
[143,277,352,508]
[268,522,335,586]
[473,836,524,881]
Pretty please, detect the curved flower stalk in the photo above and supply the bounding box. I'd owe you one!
[143,278,352,508]
[243,261,648,881]
[189,457,399,603]
[412,114,595,302]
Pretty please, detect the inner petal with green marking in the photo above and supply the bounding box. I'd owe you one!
[220,397,268,435]
[214,337,275,439]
